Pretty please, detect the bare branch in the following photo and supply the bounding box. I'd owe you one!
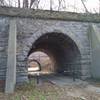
[80,0,89,13]
[30,0,35,8]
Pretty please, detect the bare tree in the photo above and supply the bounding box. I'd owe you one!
[0,0,9,6]
[62,0,66,10]
[99,0,100,14]
[23,0,28,8]
[30,0,35,8]
[30,0,40,9]
[0,0,99,14]
[0,0,4,5]
[18,0,20,8]
[58,0,66,11]
[36,0,40,9]
[80,0,89,13]
[50,0,53,11]
[58,0,62,11]
[58,0,63,11]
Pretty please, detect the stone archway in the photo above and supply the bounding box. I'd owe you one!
[27,32,81,77]
[17,30,90,83]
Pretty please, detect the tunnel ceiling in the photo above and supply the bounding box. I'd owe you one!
[28,33,81,77]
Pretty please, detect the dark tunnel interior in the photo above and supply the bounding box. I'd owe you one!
[28,33,81,78]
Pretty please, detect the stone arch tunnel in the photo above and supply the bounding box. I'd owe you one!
[15,16,93,84]
[1,7,100,93]
[16,19,91,83]
[27,32,81,77]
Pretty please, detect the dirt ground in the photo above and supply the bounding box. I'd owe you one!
[0,79,100,100]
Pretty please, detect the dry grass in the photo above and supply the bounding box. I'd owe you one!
[0,79,100,100]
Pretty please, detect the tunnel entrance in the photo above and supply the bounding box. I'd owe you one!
[27,51,55,76]
[27,33,81,79]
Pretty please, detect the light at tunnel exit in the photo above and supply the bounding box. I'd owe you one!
[28,51,54,76]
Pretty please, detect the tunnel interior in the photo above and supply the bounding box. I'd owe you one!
[27,33,81,78]
[28,51,54,74]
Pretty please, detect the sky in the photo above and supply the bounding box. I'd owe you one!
[38,0,99,13]
[85,0,99,12]
[5,0,100,13]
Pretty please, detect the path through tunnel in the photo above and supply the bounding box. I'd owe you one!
[27,33,81,79]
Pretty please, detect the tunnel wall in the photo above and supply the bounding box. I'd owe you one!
[0,8,100,83]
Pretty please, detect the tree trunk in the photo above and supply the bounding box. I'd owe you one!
[80,0,89,13]
[50,0,53,11]
[99,0,100,14]
[18,0,20,8]
[23,0,28,8]
[30,0,35,8]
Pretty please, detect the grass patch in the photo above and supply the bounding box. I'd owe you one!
[14,79,57,100]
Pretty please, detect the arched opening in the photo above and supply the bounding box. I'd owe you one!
[27,51,55,76]
[27,32,81,79]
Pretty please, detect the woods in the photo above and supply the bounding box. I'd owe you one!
[0,0,99,13]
